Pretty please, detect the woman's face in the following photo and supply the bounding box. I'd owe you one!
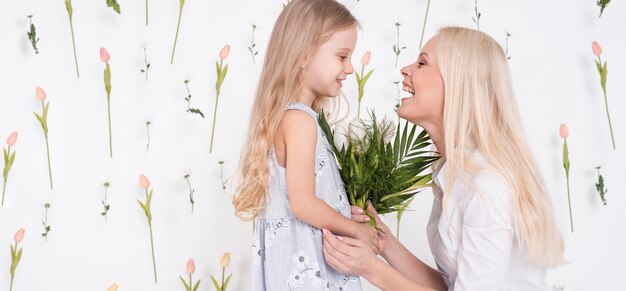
[397,36,444,129]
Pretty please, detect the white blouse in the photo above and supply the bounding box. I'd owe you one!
[427,151,550,291]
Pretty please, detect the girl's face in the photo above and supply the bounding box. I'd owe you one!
[301,25,357,101]
[397,36,445,128]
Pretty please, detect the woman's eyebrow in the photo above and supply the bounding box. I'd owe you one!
[419,52,429,60]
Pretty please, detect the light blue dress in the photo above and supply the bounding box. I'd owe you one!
[250,102,362,291]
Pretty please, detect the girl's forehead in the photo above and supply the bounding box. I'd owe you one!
[323,26,357,47]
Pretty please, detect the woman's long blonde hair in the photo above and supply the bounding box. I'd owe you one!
[233,0,357,220]
[436,27,564,267]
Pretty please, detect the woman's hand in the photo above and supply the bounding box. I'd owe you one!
[352,219,380,253]
[350,202,396,255]
[322,228,381,277]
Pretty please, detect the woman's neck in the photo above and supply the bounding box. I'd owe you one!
[421,121,445,159]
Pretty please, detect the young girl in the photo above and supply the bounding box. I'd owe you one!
[233,0,376,290]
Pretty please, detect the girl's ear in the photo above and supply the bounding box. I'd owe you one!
[300,50,312,69]
[300,57,308,69]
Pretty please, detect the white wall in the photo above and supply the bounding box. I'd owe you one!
[0,0,624,290]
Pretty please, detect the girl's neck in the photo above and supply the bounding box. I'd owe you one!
[298,89,317,108]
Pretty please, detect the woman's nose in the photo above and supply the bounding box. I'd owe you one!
[400,65,410,78]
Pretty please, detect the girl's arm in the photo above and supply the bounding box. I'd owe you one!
[282,111,376,245]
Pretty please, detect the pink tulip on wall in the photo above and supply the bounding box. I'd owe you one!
[180,259,200,291]
[9,228,25,291]
[33,87,54,189]
[140,174,150,189]
[560,124,573,233]
[13,228,24,243]
[100,47,110,62]
[100,47,114,157]
[356,50,375,118]
[591,41,616,149]
[2,132,18,207]
[209,45,231,153]
[137,174,158,283]
[6,132,17,147]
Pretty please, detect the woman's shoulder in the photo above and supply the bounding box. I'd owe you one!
[468,150,512,195]
[461,151,514,227]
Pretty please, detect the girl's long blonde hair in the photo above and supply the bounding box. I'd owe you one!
[436,27,565,267]
[233,0,357,220]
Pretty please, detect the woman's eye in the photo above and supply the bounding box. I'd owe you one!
[417,62,425,68]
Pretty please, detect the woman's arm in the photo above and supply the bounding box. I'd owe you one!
[380,234,447,290]
[281,111,377,247]
[449,175,515,290]
[323,229,444,291]
[350,203,447,290]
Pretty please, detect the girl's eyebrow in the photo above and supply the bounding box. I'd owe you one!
[419,52,429,60]
[337,48,352,53]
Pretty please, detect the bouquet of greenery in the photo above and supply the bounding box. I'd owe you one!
[319,111,439,230]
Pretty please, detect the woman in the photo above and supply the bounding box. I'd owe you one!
[322,27,565,291]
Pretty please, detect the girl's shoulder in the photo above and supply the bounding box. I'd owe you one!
[278,109,318,141]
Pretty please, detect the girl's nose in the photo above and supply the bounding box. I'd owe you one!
[345,61,354,74]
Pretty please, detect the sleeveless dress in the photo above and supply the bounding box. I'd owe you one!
[250,102,362,291]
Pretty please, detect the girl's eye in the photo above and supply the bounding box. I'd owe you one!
[417,62,425,68]
[340,56,348,60]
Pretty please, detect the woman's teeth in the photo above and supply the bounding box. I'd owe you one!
[403,86,415,94]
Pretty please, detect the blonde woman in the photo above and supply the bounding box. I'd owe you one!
[233,0,378,290]
[322,27,565,291]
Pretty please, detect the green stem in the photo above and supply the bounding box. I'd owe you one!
[395,25,400,67]
[396,218,400,240]
[358,65,364,118]
[566,173,573,233]
[221,267,225,288]
[2,179,7,207]
[418,0,431,50]
[107,98,113,157]
[45,135,53,189]
[104,188,108,221]
[146,123,151,152]
[171,6,184,64]
[145,0,149,26]
[602,91,616,149]
[210,92,219,153]
[210,62,222,153]
[44,208,49,242]
[69,20,79,78]
[149,223,157,283]
[10,276,13,291]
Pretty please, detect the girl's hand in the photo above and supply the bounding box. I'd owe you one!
[350,205,372,223]
[322,228,380,277]
[353,220,379,253]
[353,202,395,255]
